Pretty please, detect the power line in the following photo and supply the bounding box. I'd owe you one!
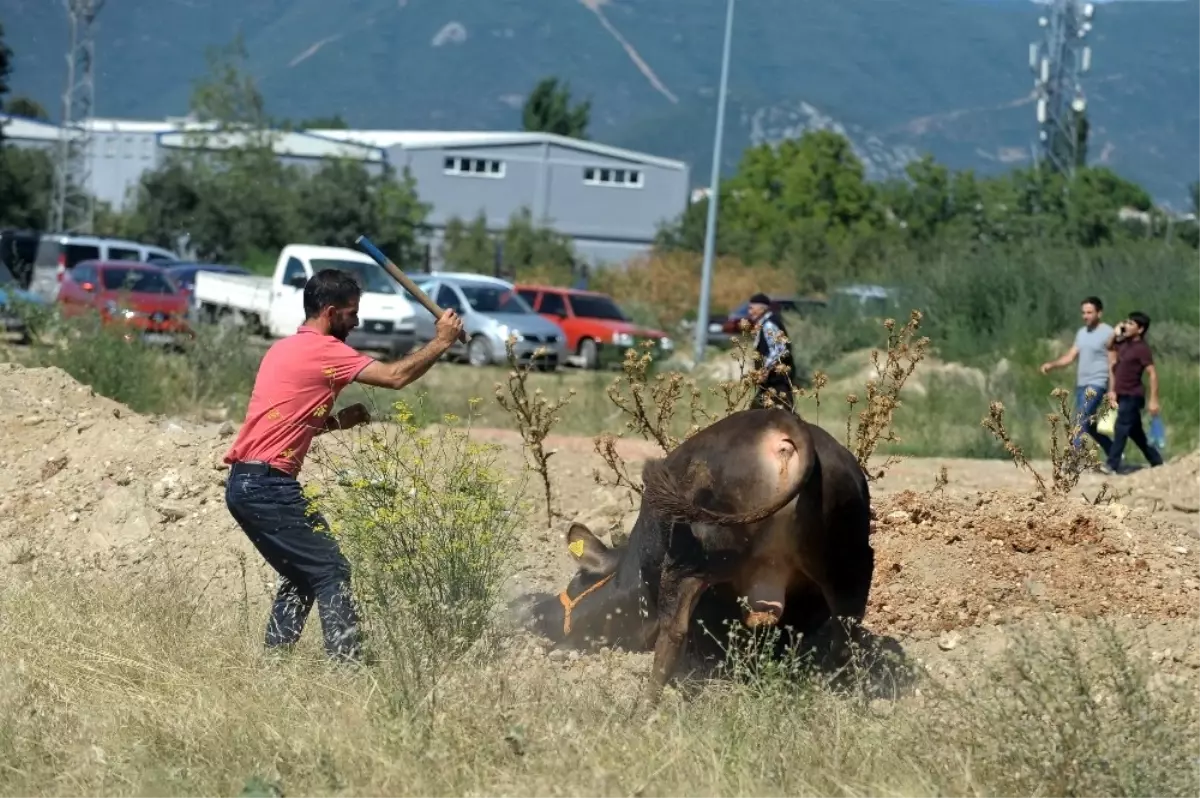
[50,0,104,233]
[1030,0,1096,175]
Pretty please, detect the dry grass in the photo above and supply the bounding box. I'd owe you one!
[0,575,1194,797]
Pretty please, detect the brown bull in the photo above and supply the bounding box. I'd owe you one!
[517,408,875,702]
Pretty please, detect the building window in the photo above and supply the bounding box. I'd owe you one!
[443,156,505,178]
[583,166,643,188]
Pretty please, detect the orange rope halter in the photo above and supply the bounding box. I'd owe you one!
[557,573,614,636]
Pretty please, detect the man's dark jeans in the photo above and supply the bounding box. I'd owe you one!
[1106,395,1164,473]
[225,462,362,661]
[1072,384,1112,455]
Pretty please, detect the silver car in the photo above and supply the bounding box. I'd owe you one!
[412,273,567,370]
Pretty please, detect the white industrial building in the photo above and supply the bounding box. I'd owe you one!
[1,113,691,266]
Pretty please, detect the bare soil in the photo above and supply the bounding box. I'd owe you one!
[2,362,1197,684]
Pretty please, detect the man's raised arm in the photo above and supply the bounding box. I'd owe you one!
[355,310,464,391]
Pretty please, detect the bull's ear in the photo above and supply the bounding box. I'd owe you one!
[566,523,618,576]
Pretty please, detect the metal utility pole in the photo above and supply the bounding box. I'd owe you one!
[50,0,104,233]
[1030,0,1095,175]
[692,0,735,368]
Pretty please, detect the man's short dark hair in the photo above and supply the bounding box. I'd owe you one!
[749,292,771,305]
[1081,296,1103,311]
[303,269,362,319]
[1129,310,1151,334]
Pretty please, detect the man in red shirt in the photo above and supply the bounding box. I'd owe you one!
[1102,310,1163,476]
[224,269,463,661]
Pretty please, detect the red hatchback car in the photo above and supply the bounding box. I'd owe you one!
[57,260,193,345]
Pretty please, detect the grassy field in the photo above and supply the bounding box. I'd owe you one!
[4,300,1197,463]
[1,576,1194,797]
[2,301,1198,797]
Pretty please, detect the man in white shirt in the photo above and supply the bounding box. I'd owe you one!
[1040,295,1114,455]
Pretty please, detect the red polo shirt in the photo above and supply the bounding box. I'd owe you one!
[224,326,375,476]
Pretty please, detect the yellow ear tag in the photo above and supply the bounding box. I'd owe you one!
[568,540,585,558]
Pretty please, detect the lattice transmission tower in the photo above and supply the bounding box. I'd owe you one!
[1029,0,1096,175]
[49,0,104,233]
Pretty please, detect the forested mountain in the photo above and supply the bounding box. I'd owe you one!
[2,0,1196,203]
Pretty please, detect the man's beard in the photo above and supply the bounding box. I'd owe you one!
[331,322,353,342]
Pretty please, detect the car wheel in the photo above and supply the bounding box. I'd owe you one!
[467,335,492,367]
[579,338,598,370]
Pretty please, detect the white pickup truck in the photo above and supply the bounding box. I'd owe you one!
[191,244,418,356]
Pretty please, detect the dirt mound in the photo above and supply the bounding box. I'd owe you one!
[867,488,1198,639]
[1121,449,1200,515]
[1,361,1195,667]
[0,363,276,599]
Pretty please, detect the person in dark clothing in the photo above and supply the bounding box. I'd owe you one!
[1102,310,1163,475]
[745,292,797,412]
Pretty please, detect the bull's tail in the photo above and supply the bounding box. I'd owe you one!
[642,424,816,527]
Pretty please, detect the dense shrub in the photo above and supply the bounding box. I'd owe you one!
[306,398,523,712]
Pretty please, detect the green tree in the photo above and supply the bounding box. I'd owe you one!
[500,207,576,282]
[296,159,430,266]
[119,34,298,261]
[119,33,432,264]
[0,20,10,124]
[522,77,590,139]
[0,22,55,229]
[5,96,49,120]
[0,146,54,228]
[659,130,883,277]
[189,33,268,129]
[440,211,496,273]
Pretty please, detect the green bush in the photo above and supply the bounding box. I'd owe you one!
[22,309,260,418]
[305,397,524,713]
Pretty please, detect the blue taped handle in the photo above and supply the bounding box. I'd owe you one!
[354,235,389,267]
[353,234,468,343]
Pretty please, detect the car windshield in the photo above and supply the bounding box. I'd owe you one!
[570,294,626,321]
[311,259,396,294]
[101,268,176,294]
[457,284,533,314]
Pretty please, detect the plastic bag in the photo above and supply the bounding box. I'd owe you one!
[1149,415,1167,451]
[1097,404,1117,439]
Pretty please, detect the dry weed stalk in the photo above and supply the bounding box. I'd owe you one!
[604,341,701,453]
[493,336,575,526]
[1047,387,1102,494]
[707,322,812,413]
[983,389,1105,500]
[591,433,643,497]
[982,400,1049,496]
[845,311,930,480]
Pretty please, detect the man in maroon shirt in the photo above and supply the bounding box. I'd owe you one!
[1103,311,1163,475]
[225,269,463,662]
